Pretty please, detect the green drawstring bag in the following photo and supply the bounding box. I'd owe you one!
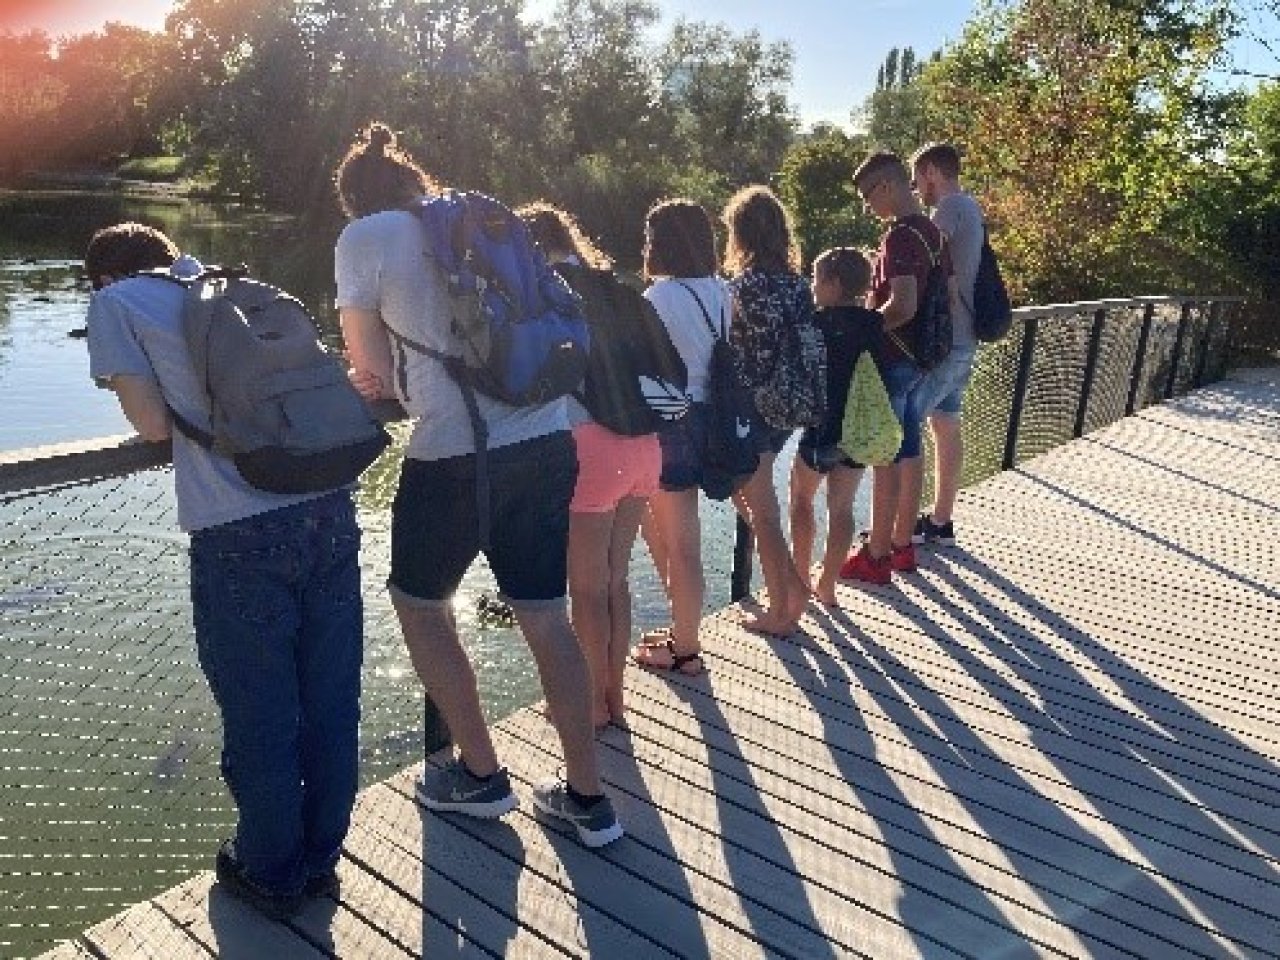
[839,353,903,466]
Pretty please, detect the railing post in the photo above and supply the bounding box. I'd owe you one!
[423,696,451,756]
[1073,308,1107,438]
[1002,316,1038,470]
[1192,300,1221,388]
[1164,301,1193,399]
[730,514,755,602]
[1125,302,1157,415]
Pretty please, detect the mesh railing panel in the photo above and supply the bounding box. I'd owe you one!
[1012,309,1092,464]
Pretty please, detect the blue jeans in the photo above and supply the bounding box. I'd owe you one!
[881,361,926,460]
[189,491,363,895]
[909,344,978,419]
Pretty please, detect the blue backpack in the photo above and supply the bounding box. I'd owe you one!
[391,191,590,546]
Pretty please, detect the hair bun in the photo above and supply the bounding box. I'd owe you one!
[365,123,394,155]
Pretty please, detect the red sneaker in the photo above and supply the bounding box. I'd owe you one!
[839,545,892,585]
[891,543,916,572]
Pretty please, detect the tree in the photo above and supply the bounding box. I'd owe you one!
[925,0,1236,301]
[775,131,878,265]
[855,46,939,155]
[655,20,798,185]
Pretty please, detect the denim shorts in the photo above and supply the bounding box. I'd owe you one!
[881,361,926,460]
[910,344,978,418]
[657,404,709,492]
[796,437,863,474]
[755,425,793,457]
[389,431,576,606]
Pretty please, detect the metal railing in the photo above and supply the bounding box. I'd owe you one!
[0,293,1240,958]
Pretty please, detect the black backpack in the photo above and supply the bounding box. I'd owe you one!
[554,263,689,435]
[144,266,390,494]
[736,274,828,431]
[971,225,1013,341]
[674,282,760,500]
[889,222,952,370]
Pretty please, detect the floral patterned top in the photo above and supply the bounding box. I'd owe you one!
[728,268,814,388]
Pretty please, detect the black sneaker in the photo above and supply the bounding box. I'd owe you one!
[911,513,956,547]
[304,869,340,898]
[215,840,303,921]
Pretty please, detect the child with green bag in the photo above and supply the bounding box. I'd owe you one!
[789,248,886,605]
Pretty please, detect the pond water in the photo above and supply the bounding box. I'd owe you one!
[0,190,856,957]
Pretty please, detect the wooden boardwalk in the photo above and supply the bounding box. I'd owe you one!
[45,370,1280,959]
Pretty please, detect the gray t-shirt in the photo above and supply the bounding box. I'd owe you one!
[86,258,321,532]
[932,191,985,346]
[334,209,567,461]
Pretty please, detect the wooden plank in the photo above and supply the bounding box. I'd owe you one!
[82,898,209,959]
[613,670,1279,958]
[487,720,1016,960]
[151,874,325,959]
[349,782,671,959]
[631,627,1280,890]
[35,940,100,960]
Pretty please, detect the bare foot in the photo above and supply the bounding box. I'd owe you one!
[742,612,800,637]
[813,578,839,607]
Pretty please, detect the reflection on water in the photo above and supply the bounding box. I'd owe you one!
[0,191,863,957]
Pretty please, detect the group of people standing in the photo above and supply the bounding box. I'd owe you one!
[81,120,985,920]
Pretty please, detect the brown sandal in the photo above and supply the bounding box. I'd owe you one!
[633,639,705,676]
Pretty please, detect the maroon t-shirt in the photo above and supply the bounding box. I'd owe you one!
[869,214,952,365]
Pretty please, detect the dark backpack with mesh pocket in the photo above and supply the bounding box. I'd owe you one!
[889,222,952,370]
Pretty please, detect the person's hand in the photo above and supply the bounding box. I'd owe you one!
[348,367,386,402]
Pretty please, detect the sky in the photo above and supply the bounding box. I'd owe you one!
[0,0,977,129]
[3,0,1273,127]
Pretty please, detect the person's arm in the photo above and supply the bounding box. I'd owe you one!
[879,275,917,331]
[339,306,396,401]
[107,374,171,442]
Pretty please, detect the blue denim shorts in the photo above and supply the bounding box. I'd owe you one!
[911,344,978,418]
[881,361,926,460]
[389,431,576,606]
[657,404,709,492]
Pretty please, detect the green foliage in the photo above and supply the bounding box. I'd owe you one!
[116,156,185,181]
[925,0,1237,303]
[855,47,941,155]
[776,131,879,265]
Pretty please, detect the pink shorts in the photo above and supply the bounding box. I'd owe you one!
[570,422,661,513]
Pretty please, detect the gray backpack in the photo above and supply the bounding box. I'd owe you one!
[152,266,389,494]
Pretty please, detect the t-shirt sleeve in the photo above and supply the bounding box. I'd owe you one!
[86,292,156,387]
[883,228,924,279]
[334,221,381,311]
[932,198,963,241]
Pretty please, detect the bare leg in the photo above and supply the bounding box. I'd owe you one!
[867,463,898,559]
[513,603,602,795]
[394,599,499,776]
[605,497,646,722]
[928,412,963,524]
[568,510,616,728]
[788,457,823,590]
[894,454,924,548]
[816,465,862,604]
[737,451,808,635]
[643,488,703,659]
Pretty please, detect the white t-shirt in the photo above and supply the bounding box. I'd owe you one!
[932,191,985,346]
[644,276,732,404]
[334,208,567,461]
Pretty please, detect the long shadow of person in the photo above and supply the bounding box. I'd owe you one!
[886,552,1280,955]
[806,601,1266,958]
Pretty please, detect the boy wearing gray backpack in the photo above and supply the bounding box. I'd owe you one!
[84,223,367,920]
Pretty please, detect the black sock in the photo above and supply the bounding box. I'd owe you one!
[567,784,604,809]
[460,759,494,782]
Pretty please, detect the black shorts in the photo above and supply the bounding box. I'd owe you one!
[797,429,864,474]
[388,432,576,606]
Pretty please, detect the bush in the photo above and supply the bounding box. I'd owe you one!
[116,156,185,182]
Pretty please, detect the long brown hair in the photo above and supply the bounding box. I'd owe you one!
[333,122,440,219]
[642,199,718,282]
[722,185,801,276]
[516,202,613,270]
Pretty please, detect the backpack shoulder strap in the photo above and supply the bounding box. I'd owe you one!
[891,221,940,267]
[673,280,726,340]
